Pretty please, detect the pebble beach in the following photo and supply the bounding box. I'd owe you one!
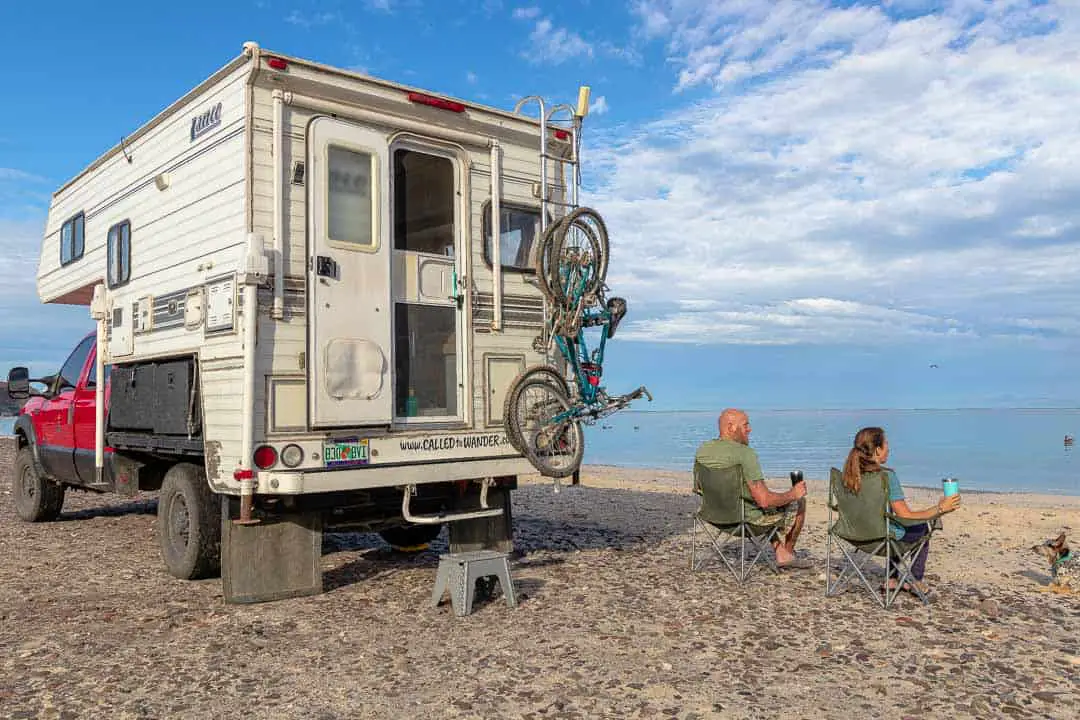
[2,441,1079,719]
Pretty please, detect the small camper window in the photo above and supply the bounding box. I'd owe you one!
[482,203,541,272]
[60,212,85,266]
[107,220,131,288]
[327,145,375,248]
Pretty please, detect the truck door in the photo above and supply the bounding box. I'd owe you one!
[308,117,393,428]
[37,334,93,482]
[73,347,109,484]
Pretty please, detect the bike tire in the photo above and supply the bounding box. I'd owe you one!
[503,365,571,453]
[551,207,610,308]
[534,217,568,304]
[507,378,584,479]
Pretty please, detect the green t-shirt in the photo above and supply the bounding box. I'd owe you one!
[694,438,767,522]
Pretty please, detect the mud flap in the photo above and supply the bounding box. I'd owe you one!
[449,487,514,554]
[221,504,323,604]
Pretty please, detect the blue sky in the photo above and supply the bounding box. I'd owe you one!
[2,0,1080,410]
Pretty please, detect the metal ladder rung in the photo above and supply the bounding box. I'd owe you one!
[541,153,577,163]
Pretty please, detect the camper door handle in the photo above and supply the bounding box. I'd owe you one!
[316,255,339,279]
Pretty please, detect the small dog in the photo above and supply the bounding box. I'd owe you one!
[1032,532,1080,592]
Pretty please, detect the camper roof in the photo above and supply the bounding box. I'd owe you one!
[54,41,555,197]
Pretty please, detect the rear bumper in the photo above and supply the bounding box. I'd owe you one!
[254,456,533,494]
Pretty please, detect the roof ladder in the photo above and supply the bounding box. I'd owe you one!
[512,96,584,230]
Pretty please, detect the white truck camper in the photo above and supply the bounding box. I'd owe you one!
[29,42,594,602]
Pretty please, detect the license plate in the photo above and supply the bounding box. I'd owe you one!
[323,438,370,467]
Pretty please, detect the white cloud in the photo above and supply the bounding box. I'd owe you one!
[524,18,593,64]
[284,10,340,27]
[466,70,478,84]
[513,6,541,20]
[583,0,1080,348]
[589,95,609,115]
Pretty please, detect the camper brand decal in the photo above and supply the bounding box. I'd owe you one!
[190,102,223,142]
[398,433,507,453]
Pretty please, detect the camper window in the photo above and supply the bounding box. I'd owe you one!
[393,149,455,257]
[481,202,542,272]
[327,145,376,248]
[107,220,131,288]
[60,212,85,266]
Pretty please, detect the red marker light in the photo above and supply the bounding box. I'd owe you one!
[406,92,465,113]
[253,445,278,469]
[553,129,570,140]
[267,57,288,71]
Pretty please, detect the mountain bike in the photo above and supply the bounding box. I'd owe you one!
[504,208,651,478]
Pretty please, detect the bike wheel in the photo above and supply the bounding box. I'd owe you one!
[551,207,609,308]
[533,217,567,304]
[507,378,584,478]
[503,365,571,453]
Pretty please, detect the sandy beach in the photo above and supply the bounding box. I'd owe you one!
[2,446,1079,719]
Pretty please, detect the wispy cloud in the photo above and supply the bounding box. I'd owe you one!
[0,217,93,372]
[0,168,46,182]
[589,95,609,115]
[512,6,541,20]
[466,70,478,84]
[585,0,1080,348]
[284,10,340,27]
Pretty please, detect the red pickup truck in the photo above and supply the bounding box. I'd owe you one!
[9,332,109,521]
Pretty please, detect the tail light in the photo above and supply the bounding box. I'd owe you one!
[253,445,278,469]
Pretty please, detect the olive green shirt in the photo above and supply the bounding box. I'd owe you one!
[694,438,768,523]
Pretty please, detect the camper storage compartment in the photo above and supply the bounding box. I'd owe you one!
[109,359,198,436]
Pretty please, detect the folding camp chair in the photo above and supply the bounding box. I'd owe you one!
[825,467,938,608]
[690,462,782,584]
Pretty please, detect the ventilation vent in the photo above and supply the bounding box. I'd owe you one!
[291,161,306,185]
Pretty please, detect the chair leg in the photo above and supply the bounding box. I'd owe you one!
[690,517,699,571]
[828,540,888,609]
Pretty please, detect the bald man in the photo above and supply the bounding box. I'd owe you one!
[694,408,808,567]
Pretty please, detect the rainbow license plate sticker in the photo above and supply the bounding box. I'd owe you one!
[323,437,370,467]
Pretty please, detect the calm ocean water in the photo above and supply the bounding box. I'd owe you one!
[4,409,1078,495]
[583,408,1080,496]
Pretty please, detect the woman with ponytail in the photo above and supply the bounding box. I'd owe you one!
[842,427,961,594]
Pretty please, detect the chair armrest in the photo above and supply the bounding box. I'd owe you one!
[887,511,943,530]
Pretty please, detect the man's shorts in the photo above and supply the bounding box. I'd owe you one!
[749,500,801,538]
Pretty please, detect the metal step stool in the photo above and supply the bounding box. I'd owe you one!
[431,550,517,616]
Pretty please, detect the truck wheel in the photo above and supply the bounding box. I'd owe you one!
[157,463,221,580]
[378,523,443,551]
[11,447,65,522]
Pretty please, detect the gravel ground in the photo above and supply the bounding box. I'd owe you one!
[3,444,1079,719]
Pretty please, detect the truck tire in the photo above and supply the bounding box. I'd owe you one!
[11,446,65,522]
[378,523,443,551]
[157,463,221,580]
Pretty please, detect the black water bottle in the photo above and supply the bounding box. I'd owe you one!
[790,469,804,487]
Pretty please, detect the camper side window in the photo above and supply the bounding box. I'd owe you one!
[107,220,131,288]
[482,203,541,272]
[60,212,85,266]
[327,145,375,248]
